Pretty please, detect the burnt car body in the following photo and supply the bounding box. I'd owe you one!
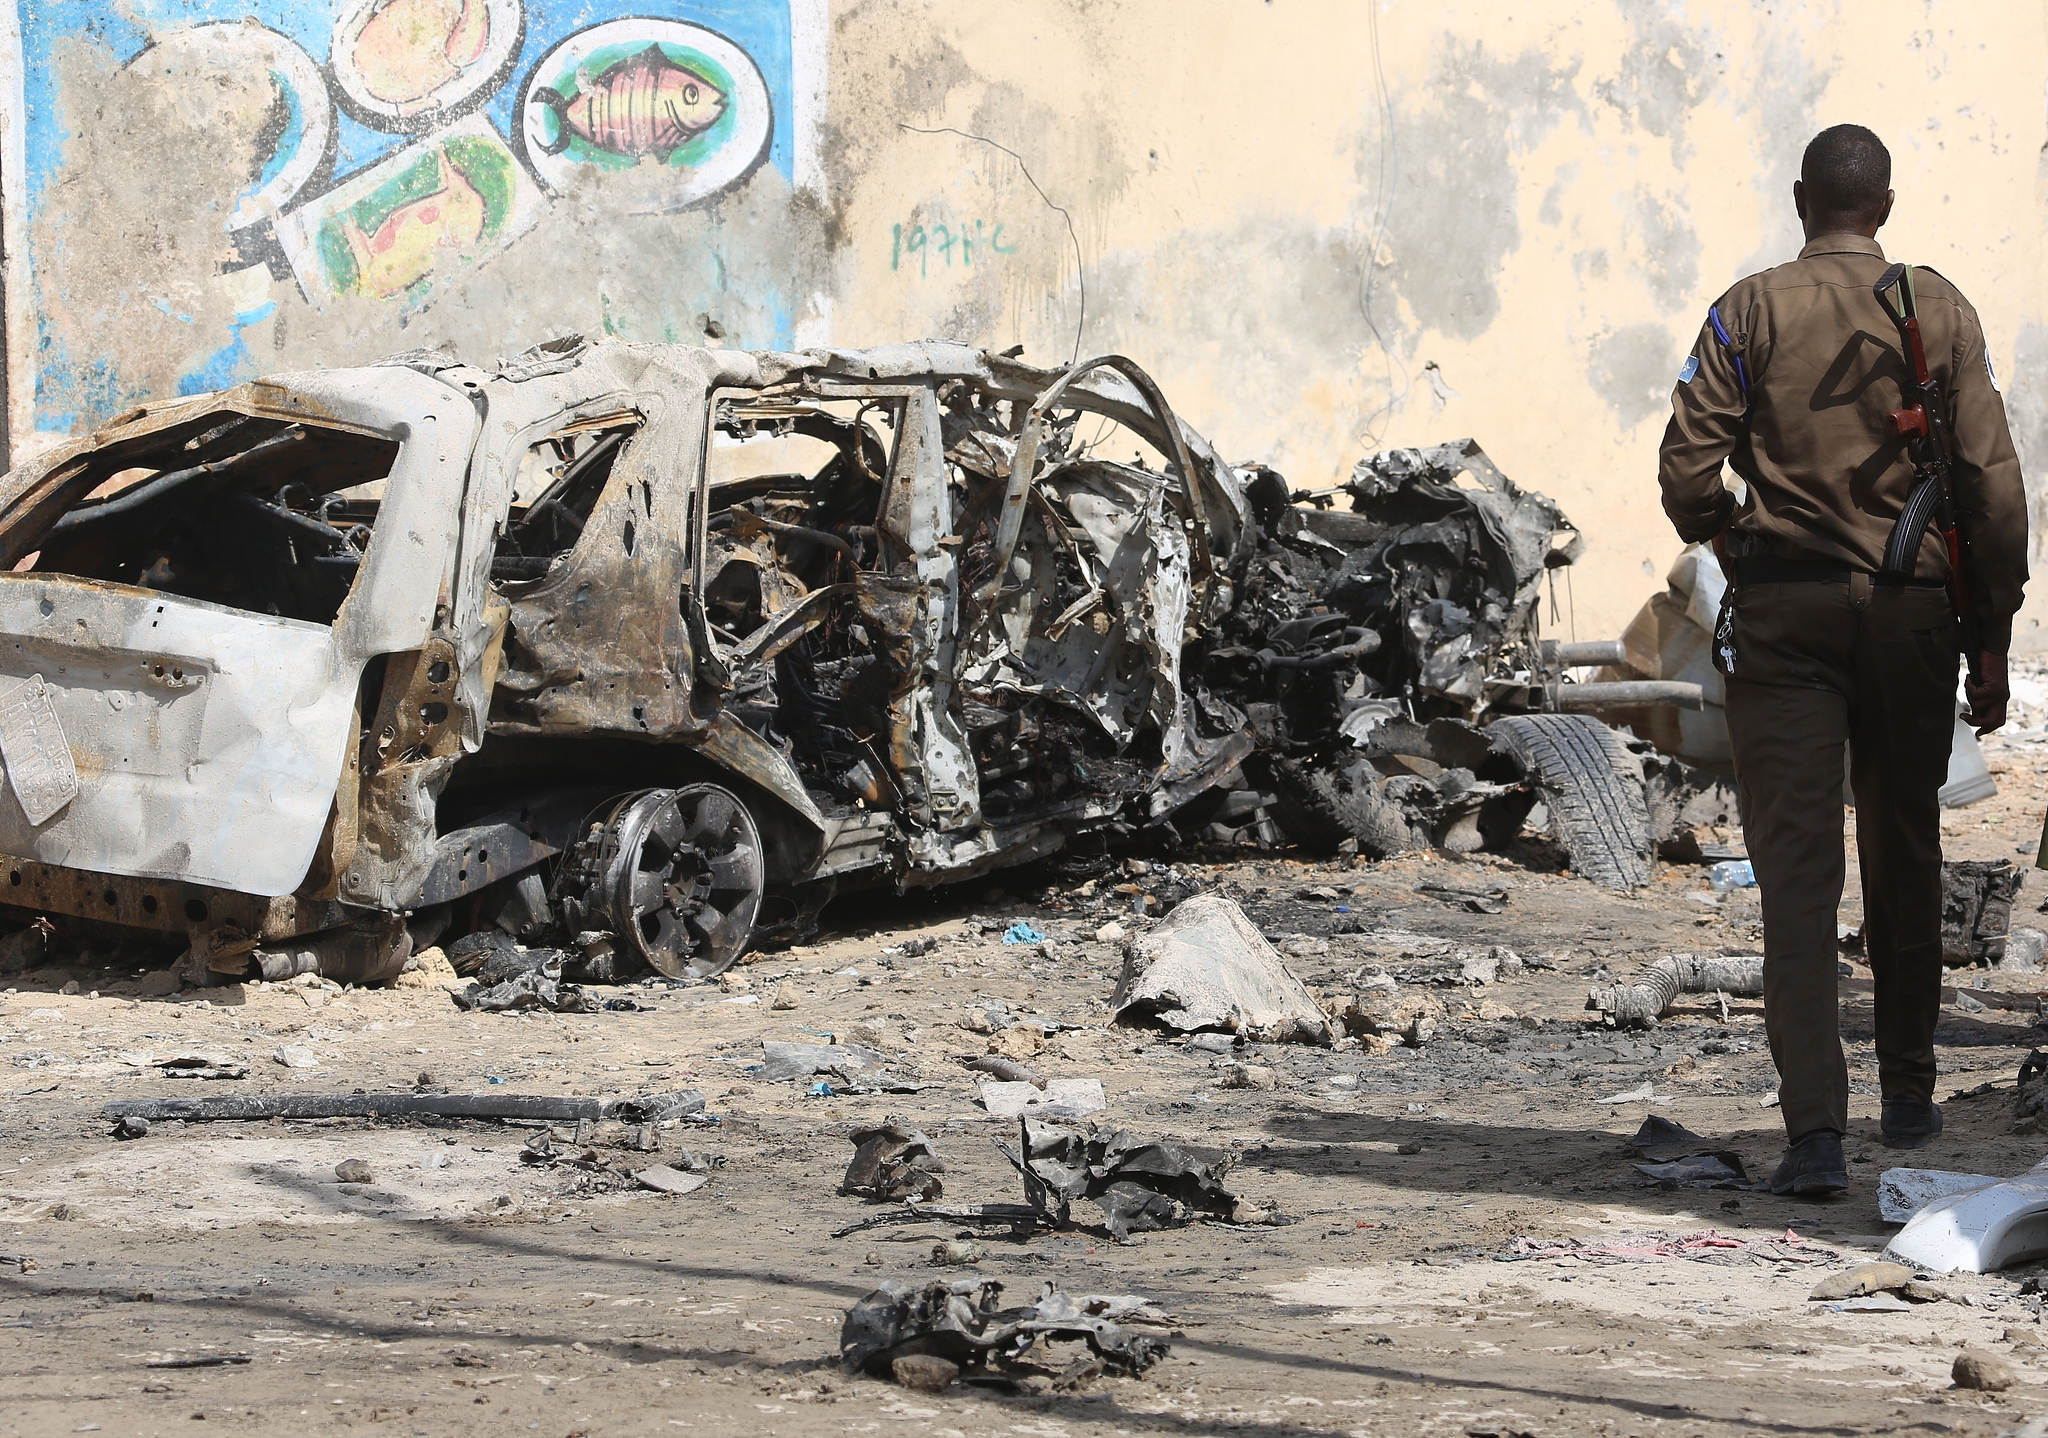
[0,339,1265,981]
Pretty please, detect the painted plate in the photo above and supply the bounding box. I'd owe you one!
[274,113,547,313]
[517,19,772,211]
[123,24,333,232]
[330,0,525,132]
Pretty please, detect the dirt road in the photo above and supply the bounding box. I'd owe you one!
[7,730,2048,1436]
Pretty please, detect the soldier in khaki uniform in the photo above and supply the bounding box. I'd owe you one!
[1658,124,2028,1194]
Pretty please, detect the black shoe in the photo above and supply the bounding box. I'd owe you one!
[1882,1099,1943,1150]
[1769,1129,1848,1196]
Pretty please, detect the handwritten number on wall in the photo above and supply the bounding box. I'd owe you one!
[891,220,1016,276]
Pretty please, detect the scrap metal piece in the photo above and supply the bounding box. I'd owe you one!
[1000,1116,1240,1240]
[1326,438,1579,708]
[0,674,78,826]
[1879,1168,2005,1225]
[1622,1115,1749,1187]
[450,952,598,1013]
[101,1089,704,1123]
[756,1039,924,1093]
[841,1119,947,1202]
[840,1278,1170,1381]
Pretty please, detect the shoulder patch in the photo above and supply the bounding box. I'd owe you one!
[1678,355,1700,385]
[1987,348,2001,393]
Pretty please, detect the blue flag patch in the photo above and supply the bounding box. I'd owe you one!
[1678,355,1700,385]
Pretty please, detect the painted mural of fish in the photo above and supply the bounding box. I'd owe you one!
[530,44,726,162]
[348,0,491,112]
[335,148,485,299]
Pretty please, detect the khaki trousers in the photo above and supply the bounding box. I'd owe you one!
[1719,577,1957,1141]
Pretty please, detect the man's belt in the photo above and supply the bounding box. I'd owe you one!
[1732,555,1946,588]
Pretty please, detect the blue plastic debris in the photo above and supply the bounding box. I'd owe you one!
[1335,905,1352,913]
[1003,921,1046,945]
[809,1080,835,1097]
[1708,860,1756,893]
[487,1076,505,1085]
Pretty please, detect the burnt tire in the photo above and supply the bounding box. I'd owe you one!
[1266,756,1417,858]
[1488,713,1653,890]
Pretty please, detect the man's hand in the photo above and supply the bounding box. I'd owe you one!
[1966,650,2009,734]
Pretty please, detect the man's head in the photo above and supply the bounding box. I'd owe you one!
[1795,124,1894,240]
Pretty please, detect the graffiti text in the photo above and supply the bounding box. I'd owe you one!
[890,219,1017,277]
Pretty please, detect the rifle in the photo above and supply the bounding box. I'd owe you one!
[1873,261,1984,685]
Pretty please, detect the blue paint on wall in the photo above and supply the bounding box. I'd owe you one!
[19,0,794,210]
[20,0,800,433]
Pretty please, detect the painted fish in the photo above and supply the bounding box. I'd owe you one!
[336,149,485,299]
[531,44,725,162]
[349,0,491,111]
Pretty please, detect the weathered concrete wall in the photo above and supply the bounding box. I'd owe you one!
[6,1,2045,644]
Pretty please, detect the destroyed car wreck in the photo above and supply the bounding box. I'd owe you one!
[0,340,1706,988]
[0,339,1275,984]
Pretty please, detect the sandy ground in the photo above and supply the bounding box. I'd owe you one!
[7,726,2048,1436]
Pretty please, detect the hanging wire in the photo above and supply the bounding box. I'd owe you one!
[1355,2,1412,448]
[899,124,1086,366]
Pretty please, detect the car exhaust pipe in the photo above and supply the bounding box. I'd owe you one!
[1545,680,1705,712]
[1540,639,1628,667]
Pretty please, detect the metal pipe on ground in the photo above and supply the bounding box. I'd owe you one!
[101,1090,705,1124]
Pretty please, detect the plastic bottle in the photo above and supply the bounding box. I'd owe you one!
[1709,859,1756,892]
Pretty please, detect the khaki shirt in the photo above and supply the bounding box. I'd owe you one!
[1657,233,2028,652]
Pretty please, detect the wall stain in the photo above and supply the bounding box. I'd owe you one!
[1380,40,1582,343]
[1589,321,1676,430]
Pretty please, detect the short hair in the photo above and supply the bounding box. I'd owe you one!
[1802,125,1891,215]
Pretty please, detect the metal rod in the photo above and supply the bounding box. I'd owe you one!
[101,1090,703,1123]
[1550,680,1704,711]
[1547,639,1627,666]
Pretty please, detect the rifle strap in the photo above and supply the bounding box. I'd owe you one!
[1707,305,1751,432]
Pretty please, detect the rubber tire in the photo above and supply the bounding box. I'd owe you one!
[1489,713,1654,890]
[1266,756,1417,857]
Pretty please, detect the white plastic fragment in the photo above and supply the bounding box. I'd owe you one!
[1885,1158,2048,1273]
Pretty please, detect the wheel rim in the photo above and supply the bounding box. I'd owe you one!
[604,784,763,979]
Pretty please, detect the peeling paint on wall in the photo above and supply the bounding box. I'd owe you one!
[4,0,825,442]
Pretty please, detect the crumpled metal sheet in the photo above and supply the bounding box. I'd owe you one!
[1224,439,1579,725]
[1008,1116,1240,1239]
[1336,439,1580,701]
[450,954,598,1013]
[841,1119,946,1202]
[839,1277,1170,1378]
[1111,893,1335,1044]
